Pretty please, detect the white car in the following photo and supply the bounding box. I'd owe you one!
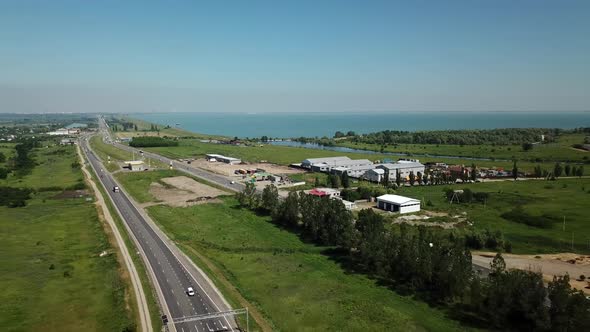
[230,181,236,184]
[187,287,195,296]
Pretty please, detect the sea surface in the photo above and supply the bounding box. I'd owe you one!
[133,112,590,138]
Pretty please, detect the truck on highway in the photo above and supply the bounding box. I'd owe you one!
[113,186,120,193]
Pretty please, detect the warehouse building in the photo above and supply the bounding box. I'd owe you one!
[303,156,374,173]
[205,154,242,165]
[376,194,421,214]
[331,164,377,178]
[377,162,425,181]
[302,156,351,169]
[364,168,385,182]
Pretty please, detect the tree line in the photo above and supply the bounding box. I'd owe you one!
[236,183,590,330]
[129,136,179,147]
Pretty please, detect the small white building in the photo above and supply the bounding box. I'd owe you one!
[376,194,421,214]
[125,160,145,171]
[339,199,357,210]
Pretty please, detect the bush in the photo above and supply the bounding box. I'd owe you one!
[66,181,86,190]
[0,186,33,207]
[129,136,179,147]
[501,207,557,228]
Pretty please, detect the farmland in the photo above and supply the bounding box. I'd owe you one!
[0,143,133,332]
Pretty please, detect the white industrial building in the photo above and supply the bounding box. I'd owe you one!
[205,154,242,165]
[302,156,350,169]
[377,162,425,182]
[376,194,421,214]
[303,156,374,173]
[331,164,376,178]
[364,168,385,182]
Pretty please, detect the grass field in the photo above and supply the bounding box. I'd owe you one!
[338,133,589,163]
[0,144,84,190]
[146,198,469,331]
[144,139,556,173]
[0,144,133,331]
[395,178,590,254]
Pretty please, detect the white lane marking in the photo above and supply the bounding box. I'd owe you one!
[219,320,227,329]
[206,323,213,332]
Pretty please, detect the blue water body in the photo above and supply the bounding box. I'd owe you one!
[133,112,590,138]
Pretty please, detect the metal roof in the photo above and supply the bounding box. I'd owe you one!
[303,156,350,164]
[377,194,420,205]
[377,162,424,170]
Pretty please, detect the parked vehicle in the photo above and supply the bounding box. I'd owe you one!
[187,287,195,296]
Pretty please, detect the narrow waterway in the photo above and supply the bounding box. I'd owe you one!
[269,141,509,162]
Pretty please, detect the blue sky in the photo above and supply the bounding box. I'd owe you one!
[0,0,589,113]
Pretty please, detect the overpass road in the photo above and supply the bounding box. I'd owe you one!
[81,135,237,332]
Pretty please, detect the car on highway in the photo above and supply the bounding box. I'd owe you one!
[113,186,120,193]
[230,181,236,184]
[187,286,195,296]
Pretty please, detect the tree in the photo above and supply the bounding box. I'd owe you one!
[554,162,563,178]
[577,166,584,177]
[0,167,9,179]
[261,184,279,213]
[236,182,259,209]
[341,172,350,188]
[409,171,415,185]
[470,163,477,181]
[395,171,401,186]
[355,209,386,272]
[534,165,543,178]
[346,131,356,136]
[334,131,345,138]
[512,161,518,180]
[565,164,571,176]
[134,124,138,131]
[275,191,299,227]
[490,253,506,276]
[260,135,269,142]
[522,142,534,151]
[329,174,340,188]
[0,152,5,163]
[416,171,423,184]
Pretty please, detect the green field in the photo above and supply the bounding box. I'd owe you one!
[1,144,84,190]
[144,139,555,173]
[338,133,589,163]
[395,178,590,254]
[0,144,133,332]
[111,116,225,140]
[146,198,468,331]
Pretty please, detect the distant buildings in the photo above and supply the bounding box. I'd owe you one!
[124,160,145,171]
[48,128,80,136]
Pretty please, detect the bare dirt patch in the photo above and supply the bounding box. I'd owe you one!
[187,158,304,177]
[147,176,226,207]
[473,251,590,294]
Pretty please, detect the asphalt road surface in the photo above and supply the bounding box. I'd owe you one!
[81,136,236,332]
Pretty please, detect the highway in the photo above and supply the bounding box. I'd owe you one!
[80,135,237,332]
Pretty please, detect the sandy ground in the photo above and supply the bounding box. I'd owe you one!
[473,251,590,294]
[146,176,226,207]
[186,158,304,177]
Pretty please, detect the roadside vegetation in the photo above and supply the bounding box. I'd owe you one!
[0,141,133,332]
[147,197,468,331]
[233,183,590,331]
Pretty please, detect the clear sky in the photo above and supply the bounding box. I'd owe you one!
[1,0,589,113]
